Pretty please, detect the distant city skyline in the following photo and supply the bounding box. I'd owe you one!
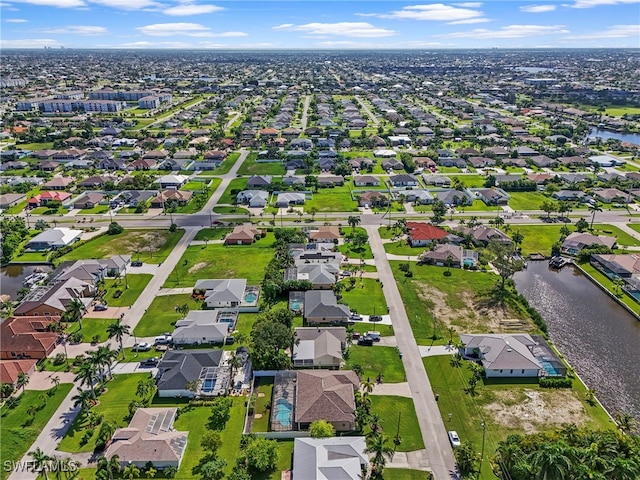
[1,0,639,50]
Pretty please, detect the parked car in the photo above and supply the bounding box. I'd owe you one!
[131,260,143,267]
[339,270,351,277]
[369,315,383,322]
[350,313,362,321]
[365,331,381,342]
[448,430,461,447]
[358,337,374,346]
[154,334,172,345]
[225,336,235,345]
[140,357,158,367]
[133,342,151,352]
[351,332,360,340]
[94,303,108,311]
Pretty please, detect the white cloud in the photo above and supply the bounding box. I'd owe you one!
[0,38,62,47]
[137,22,246,37]
[90,0,161,10]
[162,2,224,16]
[437,24,569,38]
[453,2,483,6]
[570,0,639,7]
[520,4,557,12]
[10,0,85,7]
[273,22,395,38]
[448,17,490,24]
[6,18,28,22]
[362,3,487,23]
[565,24,639,38]
[114,40,192,48]
[40,25,108,35]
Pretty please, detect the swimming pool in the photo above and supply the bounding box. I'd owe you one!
[244,293,257,303]
[290,300,303,311]
[274,398,292,428]
[202,378,216,393]
[540,359,562,376]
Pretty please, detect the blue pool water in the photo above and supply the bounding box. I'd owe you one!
[274,398,292,427]
[202,379,216,392]
[245,293,257,303]
[290,301,303,310]
[540,359,561,376]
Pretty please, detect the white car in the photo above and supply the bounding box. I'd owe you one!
[133,342,151,352]
[448,430,461,447]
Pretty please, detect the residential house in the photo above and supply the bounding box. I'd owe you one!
[156,174,189,190]
[105,408,188,469]
[552,190,589,202]
[467,157,496,168]
[353,175,380,187]
[155,350,228,397]
[389,174,419,187]
[13,277,93,316]
[593,188,631,204]
[591,253,640,280]
[236,190,269,208]
[292,327,346,368]
[0,316,60,360]
[304,290,351,325]
[95,158,125,171]
[129,158,157,171]
[356,191,389,208]
[150,190,193,209]
[0,359,38,387]
[381,158,403,170]
[317,175,344,187]
[276,192,306,208]
[438,157,467,168]
[285,264,339,290]
[458,226,512,246]
[0,193,26,209]
[52,255,130,284]
[28,191,72,208]
[42,177,74,191]
[418,244,478,268]
[292,436,367,480]
[73,192,106,209]
[529,155,556,168]
[459,334,565,378]
[172,311,230,345]
[469,188,510,206]
[118,190,158,208]
[291,246,342,266]
[78,175,116,189]
[309,226,341,243]
[295,370,359,431]
[516,146,538,156]
[423,175,451,187]
[193,279,247,309]
[562,232,616,255]
[247,175,272,189]
[431,189,471,206]
[224,224,261,245]
[25,228,82,251]
[406,222,448,247]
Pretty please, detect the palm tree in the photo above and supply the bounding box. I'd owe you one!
[65,298,86,328]
[531,442,573,480]
[447,326,456,344]
[122,464,140,480]
[50,375,60,391]
[30,448,52,480]
[16,372,29,393]
[107,319,130,359]
[361,378,375,394]
[136,378,156,400]
[307,206,318,222]
[227,355,243,389]
[72,388,94,414]
[614,411,636,433]
[92,346,117,382]
[347,215,361,232]
[512,230,524,251]
[365,433,395,478]
[74,362,98,399]
[589,204,603,230]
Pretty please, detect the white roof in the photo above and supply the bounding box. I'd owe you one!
[27,227,82,247]
[293,437,367,480]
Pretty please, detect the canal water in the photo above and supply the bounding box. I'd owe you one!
[0,264,53,301]
[514,261,640,423]
[588,127,640,145]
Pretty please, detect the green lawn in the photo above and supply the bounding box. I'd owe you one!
[57,229,184,264]
[208,151,240,175]
[218,178,249,204]
[466,200,501,212]
[237,153,286,175]
[66,318,113,343]
[449,175,486,188]
[383,469,432,480]
[119,347,162,363]
[193,227,233,241]
[389,262,501,344]
[163,233,275,288]
[134,294,200,337]
[424,355,613,480]
[212,206,249,214]
[507,191,549,211]
[383,239,425,256]
[338,227,374,260]
[368,396,425,452]
[1,384,73,480]
[59,374,153,453]
[305,185,358,212]
[252,376,274,433]
[340,278,387,315]
[592,224,640,246]
[511,224,564,256]
[102,274,153,307]
[79,205,109,215]
[577,263,640,316]
[346,345,405,383]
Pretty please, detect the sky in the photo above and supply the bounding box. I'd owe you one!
[1,0,639,49]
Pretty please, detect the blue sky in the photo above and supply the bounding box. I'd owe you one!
[1,0,639,49]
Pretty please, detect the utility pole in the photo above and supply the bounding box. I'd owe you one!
[477,421,486,480]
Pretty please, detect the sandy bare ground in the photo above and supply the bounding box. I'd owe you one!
[484,389,588,434]
[188,261,208,274]
[418,287,531,333]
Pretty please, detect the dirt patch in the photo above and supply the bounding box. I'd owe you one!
[188,262,208,274]
[121,231,168,255]
[417,286,530,333]
[484,389,588,434]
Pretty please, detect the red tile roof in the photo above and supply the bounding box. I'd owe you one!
[407,222,448,241]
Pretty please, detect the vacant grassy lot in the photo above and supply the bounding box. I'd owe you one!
[383,469,431,480]
[238,153,286,176]
[346,345,405,383]
[424,355,613,479]
[57,229,184,264]
[338,227,374,260]
[305,185,358,212]
[59,374,150,453]
[467,200,501,212]
[134,293,199,337]
[1,385,73,480]
[383,239,425,256]
[368,396,424,452]
[213,205,249,214]
[102,274,153,307]
[218,177,249,204]
[507,191,549,211]
[164,233,275,288]
[339,278,386,315]
[448,174,486,188]
[66,317,112,343]
[194,227,233,241]
[390,262,504,344]
[511,224,563,256]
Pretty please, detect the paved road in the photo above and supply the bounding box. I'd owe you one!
[355,95,379,126]
[365,224,459,480]
[201,148,250,214]
[300,94,311,130]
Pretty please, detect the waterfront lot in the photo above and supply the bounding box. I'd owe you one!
[163,233,275,288]
[0,385,73,480]
[424,355,613,479]
[389,262,527,345]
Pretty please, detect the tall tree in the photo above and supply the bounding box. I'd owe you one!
[347,215,361,231]
[29,448,52,480]
[365,434,395,478]
[107,319,130,359]
[589,204,603,230]
[16,372,29,393]
[489,240,524,291]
